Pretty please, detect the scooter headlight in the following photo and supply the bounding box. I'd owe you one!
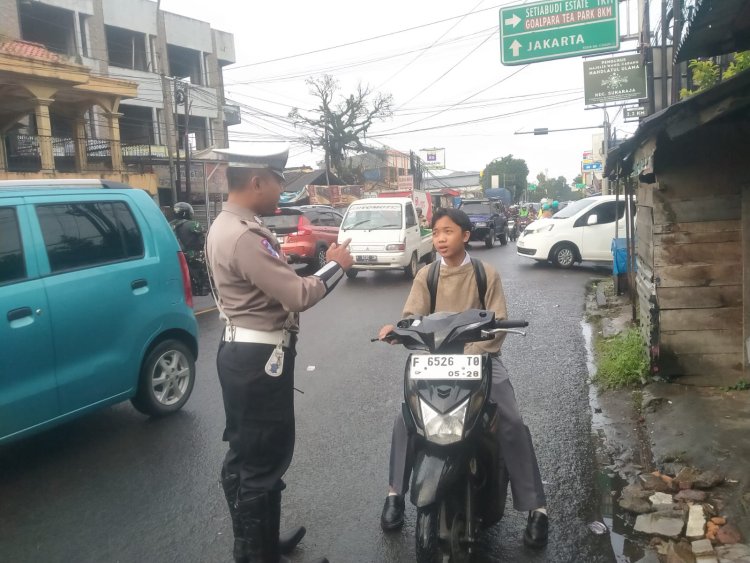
[420,399,468,445]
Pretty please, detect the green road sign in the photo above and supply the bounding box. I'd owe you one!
[528,183,538,191]
[575,183,586,189]
[500,0,619,65]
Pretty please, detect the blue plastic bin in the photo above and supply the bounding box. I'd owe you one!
[612,238,629,274]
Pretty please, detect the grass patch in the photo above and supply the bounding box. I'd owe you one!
[723,379,750,391]
[594,327,649,389]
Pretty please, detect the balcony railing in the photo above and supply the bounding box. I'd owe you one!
[3,134,115,172]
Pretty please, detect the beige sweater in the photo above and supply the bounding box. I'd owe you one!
[402,261,508,355]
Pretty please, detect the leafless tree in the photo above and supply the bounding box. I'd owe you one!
[289,75,393,182]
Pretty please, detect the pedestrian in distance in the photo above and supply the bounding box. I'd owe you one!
[205,146,354,563]
[377,207,549,549]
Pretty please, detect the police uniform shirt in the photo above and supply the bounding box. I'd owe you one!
[206,202,326,332]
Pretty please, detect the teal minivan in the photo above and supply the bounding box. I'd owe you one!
[0,180,199,444]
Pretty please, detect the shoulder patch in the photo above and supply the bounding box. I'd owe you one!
[261,238,281,259]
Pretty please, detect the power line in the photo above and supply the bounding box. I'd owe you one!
[224,1,518,71]
[396,29,499,109]
[376,0,486,89]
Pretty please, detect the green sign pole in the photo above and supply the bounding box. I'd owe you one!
[500,0,619,66]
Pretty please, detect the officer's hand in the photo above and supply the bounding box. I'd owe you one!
[379,324,397,344]
[327,239,354,270]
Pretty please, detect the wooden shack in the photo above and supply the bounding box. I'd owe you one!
[607,70,750,386]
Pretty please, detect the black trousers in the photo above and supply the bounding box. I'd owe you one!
[217,338,296,498]
[389,356,547,512]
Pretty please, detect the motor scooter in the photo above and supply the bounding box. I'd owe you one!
[381,310,527,562]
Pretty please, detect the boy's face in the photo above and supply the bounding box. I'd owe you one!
[432,216,470,260]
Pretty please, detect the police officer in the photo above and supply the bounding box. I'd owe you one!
[206,147,352,563]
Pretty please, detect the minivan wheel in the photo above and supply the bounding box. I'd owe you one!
[131,339,195,417]
[552,244,577,269]
[315,246,328,270]
[405,252,419,279]
[346,269,359,279]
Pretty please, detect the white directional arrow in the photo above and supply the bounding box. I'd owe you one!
[510,40,522,57]
[505,13,522,28]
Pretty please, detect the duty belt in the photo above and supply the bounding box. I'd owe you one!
[224,326,292,348]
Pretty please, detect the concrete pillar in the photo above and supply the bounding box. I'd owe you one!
[34,99,55,172]
[74,113,88,172]
[107,112,124,171]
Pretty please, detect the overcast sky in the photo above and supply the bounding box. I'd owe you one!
[162,0,641,183]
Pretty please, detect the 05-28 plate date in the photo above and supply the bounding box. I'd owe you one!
[409,355,482,380]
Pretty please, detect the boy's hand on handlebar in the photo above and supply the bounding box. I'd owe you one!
[379,324,397,344]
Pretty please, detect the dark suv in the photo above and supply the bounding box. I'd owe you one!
[459,199,509,248]
[262,205,343,270]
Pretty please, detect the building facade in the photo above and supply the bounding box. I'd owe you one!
[0,0,236,196]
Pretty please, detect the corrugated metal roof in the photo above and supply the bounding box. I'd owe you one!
[676,0,750,62]
[0,39,61,62]
[283,169,342,193]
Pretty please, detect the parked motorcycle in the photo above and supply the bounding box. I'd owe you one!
[381,310,528,562]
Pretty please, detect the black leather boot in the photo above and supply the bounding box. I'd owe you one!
[268,490,306,554]
[523,511,549,549]
[235,493,268,563]
[265,491,328,563]
[220,468,247,563]
[221,470,306,559]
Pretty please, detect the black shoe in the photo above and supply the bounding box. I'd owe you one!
[523,511,549,549]
[220,469,248,563]
[380,495,405,531]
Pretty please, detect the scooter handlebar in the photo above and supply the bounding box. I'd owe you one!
[494,320,529,329]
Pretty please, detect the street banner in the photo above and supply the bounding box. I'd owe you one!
[583,54,647,106]
[419,148,446,170]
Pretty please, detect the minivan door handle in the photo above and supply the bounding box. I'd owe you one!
[7,307,32,322]
[131,279,148,290]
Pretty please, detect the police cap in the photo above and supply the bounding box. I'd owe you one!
[213,145,289,181]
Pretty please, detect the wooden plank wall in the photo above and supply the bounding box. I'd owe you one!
[636,132,744,385]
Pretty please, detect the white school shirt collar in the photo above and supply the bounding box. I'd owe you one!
[440,251,471,266]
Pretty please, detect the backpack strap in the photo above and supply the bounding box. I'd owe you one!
[471,258,488,310]
[427,260,440,314]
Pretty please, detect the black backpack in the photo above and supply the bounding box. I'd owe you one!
[426,258,487,314]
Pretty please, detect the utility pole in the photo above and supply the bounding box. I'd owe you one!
[155,0,177,203]
[602,109,610,195]
[671,0,684,103]
[642,0,656,115]
[661,0,669,108]
[175,81,182,201]
[184,82,191,199]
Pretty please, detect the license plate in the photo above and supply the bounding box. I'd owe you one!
[356,255,377,263]
[410,355,482,380]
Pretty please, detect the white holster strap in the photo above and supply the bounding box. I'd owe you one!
[224,326,291,347]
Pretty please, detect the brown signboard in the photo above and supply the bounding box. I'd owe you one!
[583,54,647,106]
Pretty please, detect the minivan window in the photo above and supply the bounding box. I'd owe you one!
[552,197,597,219]
[341,204,403,230]
[0,207,26,285]
[405,204,417,228]
[37,202,144,273]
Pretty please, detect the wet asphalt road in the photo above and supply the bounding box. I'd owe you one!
[0,244,616,563]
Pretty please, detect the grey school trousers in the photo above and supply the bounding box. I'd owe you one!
[388,356,547,512]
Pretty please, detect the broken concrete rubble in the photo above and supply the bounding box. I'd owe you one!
[715,543,750,562]
[635,509,687,538]
[687,504,707,539]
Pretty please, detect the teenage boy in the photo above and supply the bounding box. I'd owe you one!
[378,208,549,548]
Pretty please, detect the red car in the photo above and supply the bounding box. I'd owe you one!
[262,205,343,270]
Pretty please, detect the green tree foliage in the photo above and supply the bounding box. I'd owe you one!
[480,155,529,202]
[289,75,393,182]
[535,172,572,202]
[680,51,750,99]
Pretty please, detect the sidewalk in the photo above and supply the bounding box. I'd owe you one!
[586,279,750,562]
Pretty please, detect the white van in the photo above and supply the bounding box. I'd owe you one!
[338,198,434,279]
[517,195,634,268]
